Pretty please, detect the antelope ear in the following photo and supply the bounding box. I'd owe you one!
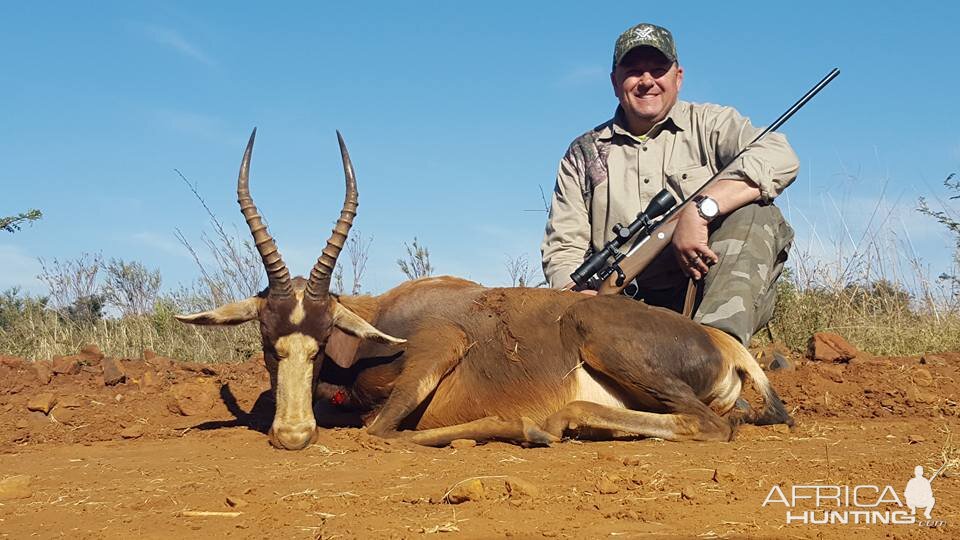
[175,297,264,326]
[331,302,406,345]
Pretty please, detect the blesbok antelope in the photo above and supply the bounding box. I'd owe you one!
[178,130,793,450]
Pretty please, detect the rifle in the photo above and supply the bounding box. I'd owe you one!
[565,68,840,298]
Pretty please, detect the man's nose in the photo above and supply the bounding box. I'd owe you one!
[636,71,655,86]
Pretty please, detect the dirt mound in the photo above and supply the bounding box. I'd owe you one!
[0,347,957,538]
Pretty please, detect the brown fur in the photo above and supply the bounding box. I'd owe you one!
[321,277,792,446]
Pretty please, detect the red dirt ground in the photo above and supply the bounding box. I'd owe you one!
[0,348,957,539]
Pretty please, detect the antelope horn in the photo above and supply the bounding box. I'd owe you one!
[306,131,358,299]
[237,128,293,296]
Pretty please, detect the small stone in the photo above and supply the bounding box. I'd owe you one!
[806,332,860,363]
[34,361,52,384]
[596,447,618,461]
[79,344,104,361]
[27,393,57,414]
[505,477,540,499]
[771,424,791,434]
[913,368,934,387]
[52,407,77,425]
[167,382,216,416]
[120,424,144,439]
[450,439,477,449]
[907,435,926,444]
[597,477,619,495]
[59,395,83,408]
[622,455,642,466]
[226,495,249,508]
[0,475,32,501]
[143,349,157,361]
[712,463,737,482]
[768,352,795,371]
[681,486,695,500]
[101,357,126,386]
[51,355,82,375]
[445,479,484,504]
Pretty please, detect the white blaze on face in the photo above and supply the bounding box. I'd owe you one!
[271,332,320,448]
[289,290,306,325]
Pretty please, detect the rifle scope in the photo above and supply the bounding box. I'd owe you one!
[569,189,677,288]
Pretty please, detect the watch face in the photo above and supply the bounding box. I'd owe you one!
[700,197,719,217]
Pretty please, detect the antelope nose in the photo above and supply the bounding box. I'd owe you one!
[269,424,318,451]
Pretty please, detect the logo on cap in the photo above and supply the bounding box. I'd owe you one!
[633,26,655,39]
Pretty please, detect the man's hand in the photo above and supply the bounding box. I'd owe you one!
[672,205,717,280]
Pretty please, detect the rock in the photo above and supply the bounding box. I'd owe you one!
[446,479,485,504]
[680,486,695,500]
[0,475,32,501]
[596,447,618,462]
[450,439,477,449]
[78,344,104,361]
[505,477,540,499]
[768,352,795,371]
[622,455,642,467]
[27,393,57,414]
[167,382,216,416]
[52,407,77,425]
[226,495,249,508]
[908,434,926,444]
[101,357,126,386]
[180,362,218,376]
[912,368,934,387]
[33,361,52,384]
[597,477,619,495]
[712,463,737,482]
[806,332,860,363]
[120,424,144,439]
[59,395,83,408]
[143,349,156,361]
[771,424,791,434]
[0,355,25,369]
[51,355,82,375]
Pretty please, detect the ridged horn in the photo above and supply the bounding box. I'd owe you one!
[237,128,293,296]
[306,131,358,299]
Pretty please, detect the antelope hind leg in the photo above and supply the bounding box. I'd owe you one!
[542,400,734,442]
[366,321,468,437]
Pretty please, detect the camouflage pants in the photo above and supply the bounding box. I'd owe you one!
[625,203,793,345]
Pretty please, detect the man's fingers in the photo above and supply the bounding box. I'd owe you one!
[702,247,719,265]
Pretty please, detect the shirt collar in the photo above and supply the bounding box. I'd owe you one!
[600,101,689,141]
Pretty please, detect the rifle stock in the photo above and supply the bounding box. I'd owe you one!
[597,213,678,295]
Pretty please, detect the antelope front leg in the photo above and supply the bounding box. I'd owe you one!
[366,321,468,437]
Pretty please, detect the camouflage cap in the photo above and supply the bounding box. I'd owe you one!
[613,23,677,68]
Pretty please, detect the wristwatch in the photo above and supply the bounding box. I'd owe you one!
[692,195,719,222]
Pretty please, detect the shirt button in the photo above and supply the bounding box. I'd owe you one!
[643,178,650,184]
[642,147,648,152]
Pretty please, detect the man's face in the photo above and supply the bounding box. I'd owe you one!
[611,47,683,134]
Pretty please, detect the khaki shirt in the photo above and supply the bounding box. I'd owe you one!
[541,100,800,289]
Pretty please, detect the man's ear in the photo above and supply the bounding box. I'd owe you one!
[610,70,620,98]
[675,64,683,91]
[175,297,264,326]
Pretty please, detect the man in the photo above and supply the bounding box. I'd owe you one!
[541,23,799,346]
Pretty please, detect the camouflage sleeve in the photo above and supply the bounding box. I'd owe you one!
[541,148,591,289]
[707,105,800,203]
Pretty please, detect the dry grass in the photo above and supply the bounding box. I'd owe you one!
[0,302,260,362]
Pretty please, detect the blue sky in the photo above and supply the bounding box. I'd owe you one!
[2,2,958,296]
